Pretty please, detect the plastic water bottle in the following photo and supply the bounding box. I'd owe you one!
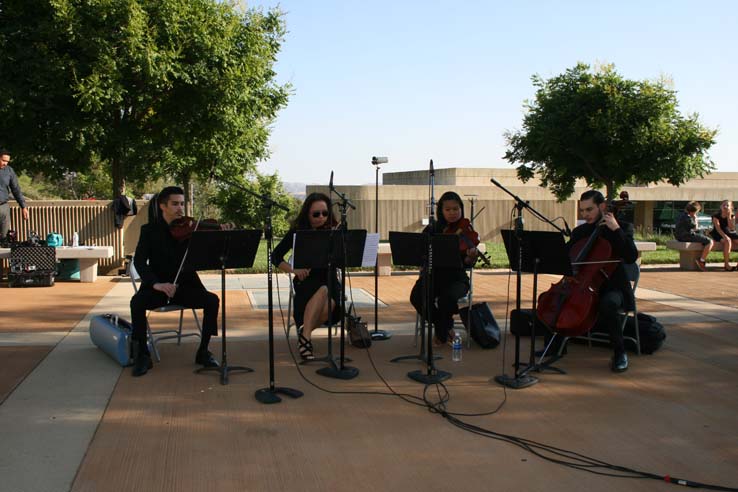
[72,232,79,247]
[452,333,463,362]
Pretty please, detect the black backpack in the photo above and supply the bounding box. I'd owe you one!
[625,313,666,354]
[589,312,666,354]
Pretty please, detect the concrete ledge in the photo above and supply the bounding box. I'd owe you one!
[666,240,737,270]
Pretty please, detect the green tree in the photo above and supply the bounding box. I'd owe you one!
[0,0,289,201]
[504,63,717,200]
[212,172,300,237]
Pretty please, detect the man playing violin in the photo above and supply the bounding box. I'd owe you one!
[129,186,221,377]
[571,190,638,372]
[410,191,479,346]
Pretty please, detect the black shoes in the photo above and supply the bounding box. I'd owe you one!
[132,343,153,377]
[195,348,220,368]
[611,352,629,373]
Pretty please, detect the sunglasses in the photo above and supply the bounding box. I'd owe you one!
[311,210,329,218]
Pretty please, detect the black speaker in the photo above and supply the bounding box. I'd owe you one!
[510,309,551,337]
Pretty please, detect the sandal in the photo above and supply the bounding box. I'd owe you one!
[297,327,314,360]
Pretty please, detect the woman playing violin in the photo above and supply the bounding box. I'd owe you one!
[129,186,224,377]
[570,190,638,372]
[410,191,479,346]
[271,192,341,360]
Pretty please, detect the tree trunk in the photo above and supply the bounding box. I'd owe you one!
[605,182,616,201]
[111,157,126,199]
[182,174,192,216]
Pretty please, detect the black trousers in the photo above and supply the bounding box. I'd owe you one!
[599,289,626,354]
[130,285,219,342]
[410,273,469,343]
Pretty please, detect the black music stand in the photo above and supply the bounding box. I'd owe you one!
[495,230,571,387]
[388,231,461,384]
[189,229,262,385]
[293,229,367,380]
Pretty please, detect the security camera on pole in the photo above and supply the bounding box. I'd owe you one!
[371,156,392,341]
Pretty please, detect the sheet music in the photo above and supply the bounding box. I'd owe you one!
[361,233,380,267]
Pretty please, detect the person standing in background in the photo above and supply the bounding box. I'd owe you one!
[0,148,30,238]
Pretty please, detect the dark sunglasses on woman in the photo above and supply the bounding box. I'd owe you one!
[312,210,329,218]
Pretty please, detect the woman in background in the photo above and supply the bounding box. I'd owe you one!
[709,199,738,271]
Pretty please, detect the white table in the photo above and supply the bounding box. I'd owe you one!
[0,246,113,282]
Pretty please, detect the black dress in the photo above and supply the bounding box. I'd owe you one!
[709,213,738,242]
[271,228,342,327]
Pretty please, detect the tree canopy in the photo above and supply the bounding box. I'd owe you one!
[504,63,717,200]
[0,0,290,199]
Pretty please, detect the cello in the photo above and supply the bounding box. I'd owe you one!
[536,209,622,337]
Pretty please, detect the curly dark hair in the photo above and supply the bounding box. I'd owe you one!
[292,192,338,230]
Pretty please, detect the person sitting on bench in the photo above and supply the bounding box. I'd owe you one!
[674,201,713,271]
[709,199,738,271]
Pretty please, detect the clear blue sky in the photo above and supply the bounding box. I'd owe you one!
[248,0,738,185]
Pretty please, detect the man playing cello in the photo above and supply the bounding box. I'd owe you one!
[570,190,638,372]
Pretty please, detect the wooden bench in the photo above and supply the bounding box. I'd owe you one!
[0,246,113,282]
[666,239,738,271]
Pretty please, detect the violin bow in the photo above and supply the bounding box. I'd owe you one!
[168,216,203,304]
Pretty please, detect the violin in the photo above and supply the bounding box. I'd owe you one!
[443,218,492,267]
[167,216,232,304]
[169,216,226,242]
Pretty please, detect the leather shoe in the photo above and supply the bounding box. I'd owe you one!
[132,347,153,377]
[195,349,219,368]
[611,352,628,373]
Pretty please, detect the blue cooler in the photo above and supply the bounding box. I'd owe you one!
[57,259,80,280]
[46,233,64,247]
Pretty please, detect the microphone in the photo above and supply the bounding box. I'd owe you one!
[372,156,388,165]
[490,177,502,187]
[429,159,434,175]
[563,219,572,237]
[329,170,334,190]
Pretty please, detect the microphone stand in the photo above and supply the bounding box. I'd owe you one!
[408,159,451,384]
[317,178,359,379]
[490,178,568,389]
[371,157,391,341]
[215,178,303,404]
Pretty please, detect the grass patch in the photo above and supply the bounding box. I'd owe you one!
[220,237,738,274]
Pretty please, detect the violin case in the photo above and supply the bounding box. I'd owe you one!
[89,314,137,366]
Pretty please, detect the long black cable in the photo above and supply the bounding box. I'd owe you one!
[267,228,738,492]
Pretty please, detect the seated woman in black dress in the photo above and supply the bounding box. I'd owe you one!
[709,199,738,271]
[271,192,340,360]
[410,191,479,346]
